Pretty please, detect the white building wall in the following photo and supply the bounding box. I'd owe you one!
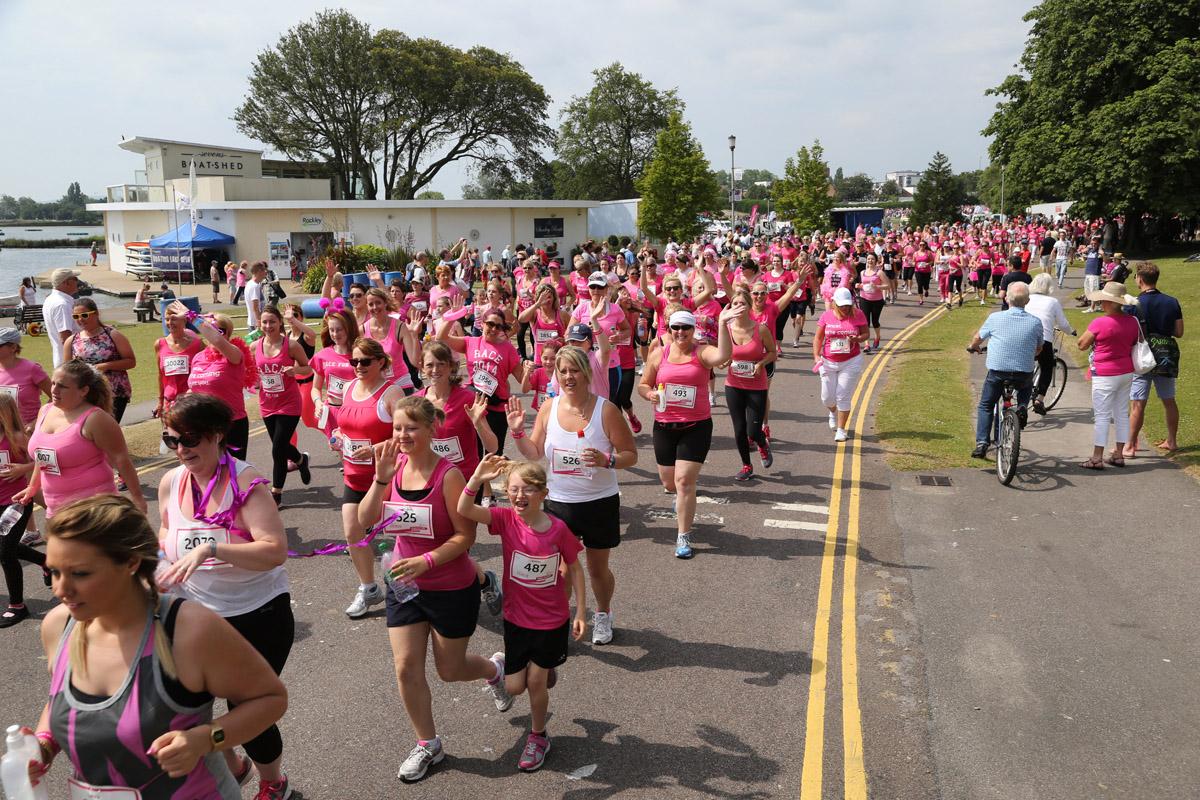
[588,199,640,240]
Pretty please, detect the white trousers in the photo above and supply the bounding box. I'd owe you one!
[1091,372,1133,447]
[820,354,864,412]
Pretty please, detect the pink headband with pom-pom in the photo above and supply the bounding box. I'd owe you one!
[318,296,346,315]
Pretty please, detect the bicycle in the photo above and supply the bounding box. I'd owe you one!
[968,346,1027,485]
[1031,328,1071,412]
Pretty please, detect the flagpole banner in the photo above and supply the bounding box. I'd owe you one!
[189,159,199,236]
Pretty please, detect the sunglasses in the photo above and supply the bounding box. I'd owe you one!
[72,311,96,321]
[750,291,768,296]
[664,285,683,292]
[162,431,203,449]
[669,324,694,332]
[348,293,365,299]
[348,357,376,367]
[483,321,505,330]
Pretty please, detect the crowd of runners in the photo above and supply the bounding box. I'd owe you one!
[0,213,1169,797]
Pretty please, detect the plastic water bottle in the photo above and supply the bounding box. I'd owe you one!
[656,383,667,413]
[379,549,419,604]
[1,725,49,800]
[0,504,25,539]
[576,429,594,479]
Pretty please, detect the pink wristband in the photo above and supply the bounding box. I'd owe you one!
[422,552,436,570]
[463,485,478,497]
[511,429,526,440]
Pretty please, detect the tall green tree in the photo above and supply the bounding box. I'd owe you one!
[636,113,722,241]
[877,180,901,200]
[910,152,965,227]
[234,10,382,199]
[371,32,553,199]
[774,141,833,232]
[984,0,1200,245]
[462,157,557,200]
[555,63,683,200]
[835,173,875,201]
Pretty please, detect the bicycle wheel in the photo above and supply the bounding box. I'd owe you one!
[996,408,1021,485]
[1042,358,1069,411]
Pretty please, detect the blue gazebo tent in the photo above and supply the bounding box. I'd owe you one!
[149,223,235,248]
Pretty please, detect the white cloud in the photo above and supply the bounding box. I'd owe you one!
[0,0,1034,200]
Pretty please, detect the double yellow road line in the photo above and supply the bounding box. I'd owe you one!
[800,305,946,800]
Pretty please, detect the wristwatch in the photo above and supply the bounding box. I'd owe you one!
[209,724,226,751]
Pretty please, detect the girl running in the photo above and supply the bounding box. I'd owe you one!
[363,288,422,395]
[723,288,777,481]
[254,306,313,506]
[436,307,523,454]
[309,309,359,442]
[820,253,856,311]
[855,254,886,353]
[518,284,570,364]
[913,240,934,305]
[154,311,204,421]
[456,456,586,772]
[175,305,257,460]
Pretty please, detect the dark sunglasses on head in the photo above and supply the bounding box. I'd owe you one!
[669,324,694,331]
[349,292,365,299]
[72,311,96,321]
[349,357,376,367]
[162,431,203,449]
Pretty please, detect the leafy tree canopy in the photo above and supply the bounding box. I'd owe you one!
[910,152,966,227]
[636,113,723,241]
[774,141,833,232]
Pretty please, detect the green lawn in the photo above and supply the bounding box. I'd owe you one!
[877,255,1196,475]
[875,305,991,471]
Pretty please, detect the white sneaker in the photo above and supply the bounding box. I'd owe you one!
[19,529,43,547]
[345,584,384,618]
[834,428,848,442]
[398,740,444,782]
[592,611,614,645]
[485,653,514,711]
[828,412,837,430]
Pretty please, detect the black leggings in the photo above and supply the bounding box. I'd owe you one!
[516,322,533,361]
[915,272,932,297]
[486,407,508,455]
[226,417,250,461]
[773,309,788,342]
[608,366,635,412]
[225,593,294,765]
[859,298,884,328]
[1035,340,1056,396]
[724,386,767,467]
[949,274,963,295]
[263,414,303,491]
[113,396,129,423]
[1,503,43,606]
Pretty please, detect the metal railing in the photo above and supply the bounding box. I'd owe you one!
[105,184,166,203]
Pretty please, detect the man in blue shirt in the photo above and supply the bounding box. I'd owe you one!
[968,283,1044,458]
[1081,236,1104,312]
[1126,261,1185,456]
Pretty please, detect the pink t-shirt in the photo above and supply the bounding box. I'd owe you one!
[386,456,476,592]
[528,367,551,410]
[572,300,626,368]
[486,506,582,630]
[0,358,48,426]
[0,434,30,505]
[818,309,868,362]
[1088,314,1140,376]
[465,336,522,410]
[418,385,482,476]
[188,348,247,420]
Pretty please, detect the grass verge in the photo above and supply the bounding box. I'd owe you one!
[875,305,991,471]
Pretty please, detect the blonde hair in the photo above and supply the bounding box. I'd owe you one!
[46,496,177,679]
[366,287,395,312]
[503,460,548,492]
[0,394,25,456]
[394,395,446,428]
[554,345,593,384]
[209,313,235,339]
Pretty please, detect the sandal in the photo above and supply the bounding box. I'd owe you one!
[1105,456,1125,468]
[1080,458,1105,470]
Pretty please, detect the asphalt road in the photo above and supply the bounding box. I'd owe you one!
[2,281,1195,799]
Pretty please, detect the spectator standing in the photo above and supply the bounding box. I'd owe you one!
[210,260,221,304]
[245,262,266,331]
[1077,281,1140,469]
[43,268,81,368]
[1126,262,1184,457]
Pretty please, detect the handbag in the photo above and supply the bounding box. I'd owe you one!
[1132,319,1156,375]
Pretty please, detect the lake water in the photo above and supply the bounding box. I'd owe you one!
[0,247,120,309]
[0,225,104,241]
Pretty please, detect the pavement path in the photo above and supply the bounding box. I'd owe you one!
[1,281,1194,799]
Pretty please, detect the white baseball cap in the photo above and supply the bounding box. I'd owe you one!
[832,287,854,307]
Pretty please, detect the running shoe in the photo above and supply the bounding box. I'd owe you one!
[517,733,551,772]
[675,532,694,559]
[0,605,29,628]
[862,343,871,354]
[254,775,293,800]
[298,452,311,485]
[19,528,42,547]
[918,299,924,306]
[834,428,848,442]
[232,755,254,787]
[971,443,988,459]
[345,584,384,618]
[486,653,514,711]
[757,442,773,469]
[1032,398,1047,416]
[398,741,444,782]
[592,611,614,644]
[734,465,754,482]
[828,412,837,430]
[762,424,771,442]
[628,411,642,434]
[481,570,503,616]
[957,295,964,308]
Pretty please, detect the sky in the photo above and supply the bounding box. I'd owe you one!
[0,0,1035,202]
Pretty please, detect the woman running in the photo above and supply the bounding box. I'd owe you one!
[436,307,522,454]
[571,271,633,398]
[283,303,320,432]
[506,345,635,644]
[912,240,934,305]
[18,360,144,516]
[309,308,359,442]
[157,393,296,799]
[175,305,256,460]
[514,258,542,360]
[723,287,777,481]
[335,338,405,619]
[27,495,286,800]
[638,307,735,560]
[63,298,136,422]
[456,456,586,772]
[518,284,570,364]
[154,311,204,421]
[946,243,965,307]
[820,252,856,311]
[788,252,818,346]
[255,306,313,506]
[856,254,887,353]
[363,288,421,395]
[0,393,45,628]
[974,246,993,305]
[0,327,51,430]
[357,396,512,783]
[814,287,870,442]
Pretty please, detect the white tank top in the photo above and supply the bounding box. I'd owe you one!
[543,395,619,503]
[164,460,290,617]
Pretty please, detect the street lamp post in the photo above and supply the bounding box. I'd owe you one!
[728,134,736,231]
[1000,164,1006,222]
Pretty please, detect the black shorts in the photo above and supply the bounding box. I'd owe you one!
[883,268,896,279]
[503,618,570,673]
[652,418,713,466]
[342,485,369,504]
[902,267,915,280]
[975,269,992,289]
[788,300,806,319]
[765,362,776,381]
[386,580,481,638]
[545,493,621,549]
